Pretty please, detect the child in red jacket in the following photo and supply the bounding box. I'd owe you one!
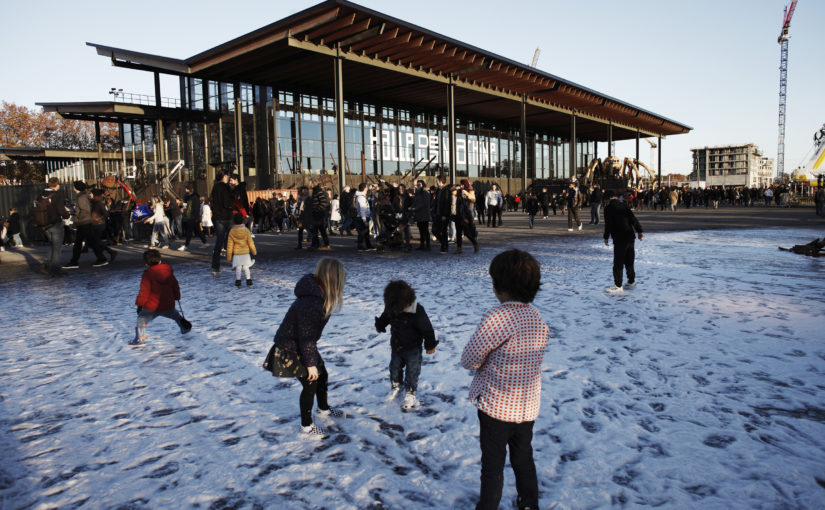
[130,249,192,345]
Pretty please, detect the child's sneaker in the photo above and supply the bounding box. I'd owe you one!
[402,391,418,410]
[317,407,344,418]
[387,383,401,401]
[128,338,145,346]
[179,318,192,334]
[300,423,329,440]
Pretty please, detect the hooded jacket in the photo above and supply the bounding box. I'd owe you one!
[135,263,181,312]
[273,274,329,368]
[226,225,257,261]
[375,300,438,352]
[603,199,643,243]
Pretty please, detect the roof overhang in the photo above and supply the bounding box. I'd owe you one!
[36,102,220,124]
[0,146,129,161]
[85,0,690,141]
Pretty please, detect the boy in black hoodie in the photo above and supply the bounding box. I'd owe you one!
[375,280,438,409]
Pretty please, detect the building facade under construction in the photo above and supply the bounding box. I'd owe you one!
[33,0,691,195]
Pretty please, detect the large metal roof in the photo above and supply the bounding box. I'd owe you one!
[86,0,690,142]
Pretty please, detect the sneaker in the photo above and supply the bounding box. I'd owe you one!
[235,280,242,287]
[300,423,329,439]
[567,228,573,232]
[162,244,171,249]
[578,223,583,231]
[387,383,401,401]
[624,282,636,289]
[246,279,253,286]
[317,407,344,418]
[92,259,109,267]
[179,318,192,334]
[177,246,187,251]
[128,338,145,346]
[211,269,219,276]
[62,262,79,269]
[402,392,418,410]
[606,285,623,294]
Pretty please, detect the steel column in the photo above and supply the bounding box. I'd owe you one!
[334,50,346,194]
[658,136,662,187]
[520,95,527,191]
[154,72,161,108]
[447,78,457,184]
[607,123,613,157]
[570,112,577,181]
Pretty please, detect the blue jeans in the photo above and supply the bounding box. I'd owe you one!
[591,203,601,224]
[43,222,64,272]
[135,308,186,343]
[389,348,422,392]
[211,219,232,271]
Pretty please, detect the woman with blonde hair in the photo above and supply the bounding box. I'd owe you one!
[271,257,346,438]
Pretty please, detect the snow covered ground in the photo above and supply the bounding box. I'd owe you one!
[1,227,824,509]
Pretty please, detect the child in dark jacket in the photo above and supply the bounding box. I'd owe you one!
[375,280,438,409]
[131,249,192,345]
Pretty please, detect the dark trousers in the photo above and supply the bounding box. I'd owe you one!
[612,240,636,287]
[355,218,373,249]
[183,218,206,246]
[476,410,538,510]
[487,206,501,227]
[70,223,105,264]
[453,216,477,249]
[436,216,449,252]
[298,360,329,427]
[311,213,329,248]
[389,348,422,392]
[416,221,430,248]
[211,219,232,271]
[567,207,581,229]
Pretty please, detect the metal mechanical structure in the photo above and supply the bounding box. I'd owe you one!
[777,0,798,177]
[581,156,658,191]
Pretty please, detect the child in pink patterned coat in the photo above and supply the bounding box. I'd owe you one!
[461,249,550,510]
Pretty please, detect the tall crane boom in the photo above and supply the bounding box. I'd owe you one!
[777,0,798,177]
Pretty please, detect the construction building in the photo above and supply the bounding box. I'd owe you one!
[690,144,773,188]
[26,0,690,195]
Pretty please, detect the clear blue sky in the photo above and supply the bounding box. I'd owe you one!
[1,0,822,175]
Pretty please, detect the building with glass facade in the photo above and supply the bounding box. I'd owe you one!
[37,0,690,194]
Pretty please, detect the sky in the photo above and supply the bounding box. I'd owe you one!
[1,0,823,175]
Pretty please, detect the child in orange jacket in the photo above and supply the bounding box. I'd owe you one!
[131,249,192,345]
[227,213,257,287]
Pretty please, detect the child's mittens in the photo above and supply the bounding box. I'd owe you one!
[374,316,386,333]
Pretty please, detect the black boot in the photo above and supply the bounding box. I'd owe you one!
[235,280,242,287]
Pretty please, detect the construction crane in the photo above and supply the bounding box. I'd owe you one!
[776,0,798,177]
[644,138,657,174]
[531,47,541,68]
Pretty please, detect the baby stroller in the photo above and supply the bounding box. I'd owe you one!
[374,201,406,252]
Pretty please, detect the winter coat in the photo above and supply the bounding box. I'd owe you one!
[74,193,92,225]
[525,196,539,215]
[183,192,201,220]
[412,188,432,222]
[135,263,181,312]
[375,301,438,353]
[226,225,257,261]
[603,199,643,243]
[436,186,452,218]
[355,190,370,221]
[210,181,234,221]
[273,274,329,368]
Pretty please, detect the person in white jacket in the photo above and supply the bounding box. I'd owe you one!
[485,185,503,227]
[354,182,373,251]
[145,196,172,249]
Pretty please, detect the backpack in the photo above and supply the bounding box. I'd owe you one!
[31,192,59,227]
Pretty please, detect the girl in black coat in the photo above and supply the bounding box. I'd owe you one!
[273,258,346,438]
